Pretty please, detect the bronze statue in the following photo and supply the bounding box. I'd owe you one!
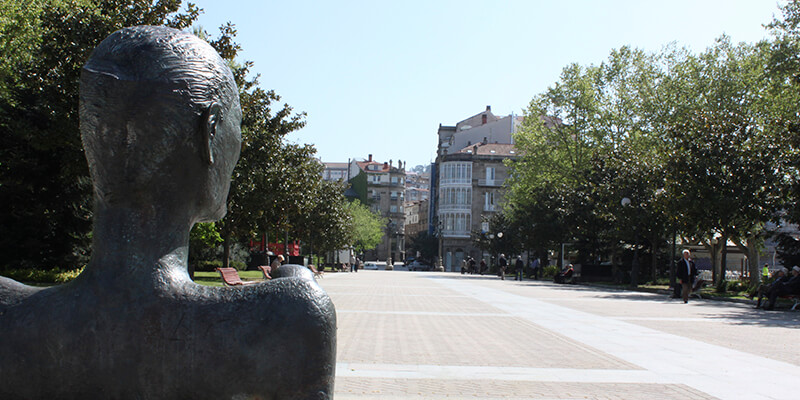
[0,26,336,399]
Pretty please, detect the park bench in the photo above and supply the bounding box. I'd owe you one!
[216,267,258,286]
[308,264,323,279]
[779,294,800,310]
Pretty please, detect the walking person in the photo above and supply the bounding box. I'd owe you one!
[676,249,698,304]
[530,256,540,280]
[515,256,524,281]
[498,254,508,280]
[480,259,487,275]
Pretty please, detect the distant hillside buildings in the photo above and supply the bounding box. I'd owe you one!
[319,105,519,268]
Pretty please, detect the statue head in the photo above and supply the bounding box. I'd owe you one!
[80,25,241,222]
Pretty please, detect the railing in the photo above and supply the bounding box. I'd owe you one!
[370,181,405,188]
[439,178,471,185]
[439,203,471,211]
[478,179,503,187]
[484,204,497,212]
[442,230,470,238]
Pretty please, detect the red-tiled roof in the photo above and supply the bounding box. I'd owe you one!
[356,161,390,173]
[458,143,518,156]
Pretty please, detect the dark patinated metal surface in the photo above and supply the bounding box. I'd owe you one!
[0,26,336,399]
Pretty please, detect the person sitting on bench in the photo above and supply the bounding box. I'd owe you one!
[754,267,788,308]
[554,264,574,284]
[764,266,800,310]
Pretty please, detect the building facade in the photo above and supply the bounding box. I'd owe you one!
[433,106,522,271]
[349,155,407,263]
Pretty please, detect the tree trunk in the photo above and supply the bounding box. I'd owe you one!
[733,235,762,287]
[717,233,728,291]
[704,241,719,284]
[222,229,232,269]
[669,230,677,287]
[650,233,659,283]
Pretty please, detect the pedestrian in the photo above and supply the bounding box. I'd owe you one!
[762,263,770,281]
[515,256,524,281]
[468,257,476,274]
[480,259,487,275]
[498,254,508,280]
[676,249,698,304]
[530,257,540,280]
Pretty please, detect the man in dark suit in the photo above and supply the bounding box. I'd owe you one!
[765,266,800,310]
[676,249,698,303]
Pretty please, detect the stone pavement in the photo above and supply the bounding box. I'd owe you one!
[317,270,800,399]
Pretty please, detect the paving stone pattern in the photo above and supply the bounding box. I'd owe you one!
[319,271,800,399]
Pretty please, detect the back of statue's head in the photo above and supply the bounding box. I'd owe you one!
[80,25,240,206]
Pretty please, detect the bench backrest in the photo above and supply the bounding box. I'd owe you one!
[216,267,245,286]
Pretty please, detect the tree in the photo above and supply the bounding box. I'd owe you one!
[406,231,438,264]
[346,200,385,255]
[0,0,199,269]
[662,37,791,289]
[295,180,352,259]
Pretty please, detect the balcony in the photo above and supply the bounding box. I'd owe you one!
[369,181,405,188]
[439,203,471,211]
[439,177,471,186]
[442,229,470,238]
[478,179,503,187]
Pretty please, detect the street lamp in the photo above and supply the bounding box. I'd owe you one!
[622,197,639,287]
[436,220,444,271]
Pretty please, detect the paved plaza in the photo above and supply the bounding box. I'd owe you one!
[318,270,800,399]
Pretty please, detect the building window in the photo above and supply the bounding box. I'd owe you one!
[440,162,472,185]
[486,167,495,181]
[485,192,495,211]
[390,205,397,213]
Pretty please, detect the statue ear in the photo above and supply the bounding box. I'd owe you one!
[201,102,222,165]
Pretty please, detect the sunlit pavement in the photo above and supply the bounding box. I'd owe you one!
[317,270,800,399]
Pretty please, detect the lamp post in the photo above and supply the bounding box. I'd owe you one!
[622,197,639,287]
[436,220,444,271]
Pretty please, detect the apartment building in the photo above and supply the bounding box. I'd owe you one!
[432,106,522,271]
[347,155,407,263]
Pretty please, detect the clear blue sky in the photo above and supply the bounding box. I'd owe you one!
[194,0,784,168]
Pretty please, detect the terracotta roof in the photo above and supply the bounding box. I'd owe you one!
[356,161,390,173]
[458,143,518,157]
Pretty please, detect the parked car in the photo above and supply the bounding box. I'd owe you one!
[362,262,379,270]
[408,261,433,271]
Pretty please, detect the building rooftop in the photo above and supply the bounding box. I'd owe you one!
[458,142,518,157]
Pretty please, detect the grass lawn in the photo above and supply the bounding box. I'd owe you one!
[193,270,265,287]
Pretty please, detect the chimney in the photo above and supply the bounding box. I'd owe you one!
[486,105,491,112]
[473,145,478,154]
[368,154,373,162]
[389,159,392,168]
[483,137,488,144]
[383,161,389,169]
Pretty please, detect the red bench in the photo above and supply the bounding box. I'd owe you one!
[216,267,258,286]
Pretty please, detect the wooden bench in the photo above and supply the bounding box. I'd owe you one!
[779,295,800,310]
[216,267,258,286]
[308,264,323,279]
